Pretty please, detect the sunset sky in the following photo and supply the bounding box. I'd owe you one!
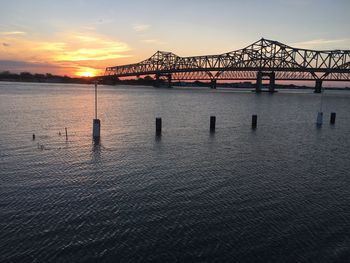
[0,0,349,77]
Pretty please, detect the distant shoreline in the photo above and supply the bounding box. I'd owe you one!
[1,79,349,91]
[1,71,349,91]
[0,72,95,85]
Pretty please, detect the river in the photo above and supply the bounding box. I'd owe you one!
[0,82,349,262]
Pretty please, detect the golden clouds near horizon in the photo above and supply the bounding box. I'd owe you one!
[0,31,132,76]
[33,42,67,51]
[56,43,131,61]
[53,32,132,62]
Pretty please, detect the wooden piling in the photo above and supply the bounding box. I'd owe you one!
[330,112,336,124]
[156,118,162,136]
[210,116,216,132]
[316,112,323,126]
[252,115,257,129]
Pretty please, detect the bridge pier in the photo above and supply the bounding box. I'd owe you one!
[314,79,322,93]
[210,79,217,89]
[167,74,172,88]
[154,74,160,87]
[256,71,276,92]
[256,72,262,92]
[269,72,275,92]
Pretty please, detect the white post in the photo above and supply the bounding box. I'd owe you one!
[95,82,97,119]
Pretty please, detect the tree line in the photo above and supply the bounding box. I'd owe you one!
[0,71,94,84]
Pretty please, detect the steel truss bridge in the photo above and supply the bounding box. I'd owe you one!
[105,38,350,92]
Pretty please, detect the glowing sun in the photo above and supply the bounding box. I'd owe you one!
[78,71,94,77]
[75,68,100,77]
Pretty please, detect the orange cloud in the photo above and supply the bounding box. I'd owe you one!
[0,30,132,76]
[33,42,66,51]
[55,41,131,61]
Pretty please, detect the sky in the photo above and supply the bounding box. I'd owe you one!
[0,0,349,77]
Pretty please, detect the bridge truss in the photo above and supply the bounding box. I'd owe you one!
[105,38,350,92]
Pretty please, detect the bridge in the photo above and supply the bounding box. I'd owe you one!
[104,38,350,93]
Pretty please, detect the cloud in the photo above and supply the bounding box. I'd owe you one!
[0,59,71,75]
[81,26,96,31]
[141,39,167,45]
[33,42,67,51]
[0,32,132,62]
[0,59,103,76]
[132,24,150,32]
[0,31,26,35]
[291,39,350,50]
[53,35,132,61]
[0,59,59,68]
[56,46,131,61]
[97,18,115,25]
[0,30,133,76]
[75,35,98,42]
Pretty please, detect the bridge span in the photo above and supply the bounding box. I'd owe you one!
[104,38,350,93]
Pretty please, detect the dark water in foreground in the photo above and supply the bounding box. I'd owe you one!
[0,82,350,263]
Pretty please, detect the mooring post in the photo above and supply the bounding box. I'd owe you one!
[252,115,257,129]
[32,134,35,140]
[93,81,101,140]
[330,112,336,124]
[156,118,162,136]
[210,116,216,132]
[65,127,68,140]
[93,119,101,138]
[316,112,323,126]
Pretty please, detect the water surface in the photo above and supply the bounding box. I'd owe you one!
[0,82,349,262]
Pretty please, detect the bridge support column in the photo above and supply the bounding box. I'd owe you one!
[210,79,217,89]
[256,72,262,92]
[314,79,322,93]
[269,72,275,92]
[154,74,160,87]
[167,74,172,88]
